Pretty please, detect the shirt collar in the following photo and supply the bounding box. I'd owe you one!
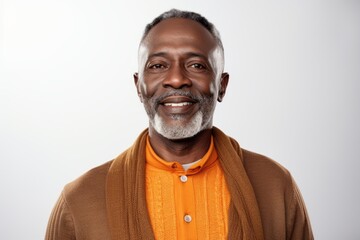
[145,136,218,175]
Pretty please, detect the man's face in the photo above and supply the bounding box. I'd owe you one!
[134,18,228,140]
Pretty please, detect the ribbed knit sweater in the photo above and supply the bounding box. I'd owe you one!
[145,137,230,239]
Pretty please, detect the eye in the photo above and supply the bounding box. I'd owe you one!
[146,60,169,73]
[187,62,208,73]
[190,63,206,69]
[149,63,166,69]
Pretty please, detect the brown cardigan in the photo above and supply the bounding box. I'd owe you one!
[46,127,313,240]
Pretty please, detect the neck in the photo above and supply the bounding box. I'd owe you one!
[148,127,213,165]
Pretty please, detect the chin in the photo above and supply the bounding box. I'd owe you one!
[151,111,210,140]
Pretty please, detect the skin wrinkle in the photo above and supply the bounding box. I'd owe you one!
[135,18,228,142]
[138,37,224,82]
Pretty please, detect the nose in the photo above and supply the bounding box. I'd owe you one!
[162,65,192,89]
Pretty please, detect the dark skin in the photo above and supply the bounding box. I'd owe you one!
[134,18,229,164]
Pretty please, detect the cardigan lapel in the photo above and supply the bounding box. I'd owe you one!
[106,129,154,240]
[105,128,264,240]
[213,127,264,239]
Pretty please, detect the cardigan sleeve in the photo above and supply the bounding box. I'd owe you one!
[286,176,314,240]
[45,192,76,240]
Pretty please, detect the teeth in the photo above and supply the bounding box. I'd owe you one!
[164,102,192,107]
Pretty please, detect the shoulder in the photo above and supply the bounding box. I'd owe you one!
[242,149,291,181]
[213,127,292,186]
[62,160,113,203]
[241,149,314,239]
[58,160,114,238]
[240,148,297,204]
[241,148,295,192]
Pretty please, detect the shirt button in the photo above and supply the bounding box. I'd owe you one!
[180,175,188,183]
[184,214,192,223]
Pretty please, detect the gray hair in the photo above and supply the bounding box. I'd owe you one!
[142,9,223,52]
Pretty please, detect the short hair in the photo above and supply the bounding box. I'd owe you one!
[141,9,224,53]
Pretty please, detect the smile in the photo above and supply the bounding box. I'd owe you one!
[163,102,193,107]
[158,95,198,115]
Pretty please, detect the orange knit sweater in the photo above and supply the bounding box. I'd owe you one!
[145,137,230,240]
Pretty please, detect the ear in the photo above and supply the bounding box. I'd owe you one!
[133,73,143,103]
[217,73,229,102]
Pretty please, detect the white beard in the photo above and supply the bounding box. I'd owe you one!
[151,110,206,140]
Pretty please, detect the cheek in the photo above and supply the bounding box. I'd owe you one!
[196,79,218,96]
[138,80,148,96]
[209,82,217,95]
[139,76,162,97]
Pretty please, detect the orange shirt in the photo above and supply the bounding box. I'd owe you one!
[145,137,230,240]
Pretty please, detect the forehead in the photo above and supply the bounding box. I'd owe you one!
[142,18,217,55]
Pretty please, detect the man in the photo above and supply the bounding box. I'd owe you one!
[46,9,313,240]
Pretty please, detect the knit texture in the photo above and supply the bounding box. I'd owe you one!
[105,127,264,239]
[46,127,313,239]
[145,137,230,239]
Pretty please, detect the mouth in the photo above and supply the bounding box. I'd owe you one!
[160,95,197,105]
[163,102,193,107]
[159,95,198,114]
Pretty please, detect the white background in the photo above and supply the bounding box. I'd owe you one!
[1,0,359,239]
